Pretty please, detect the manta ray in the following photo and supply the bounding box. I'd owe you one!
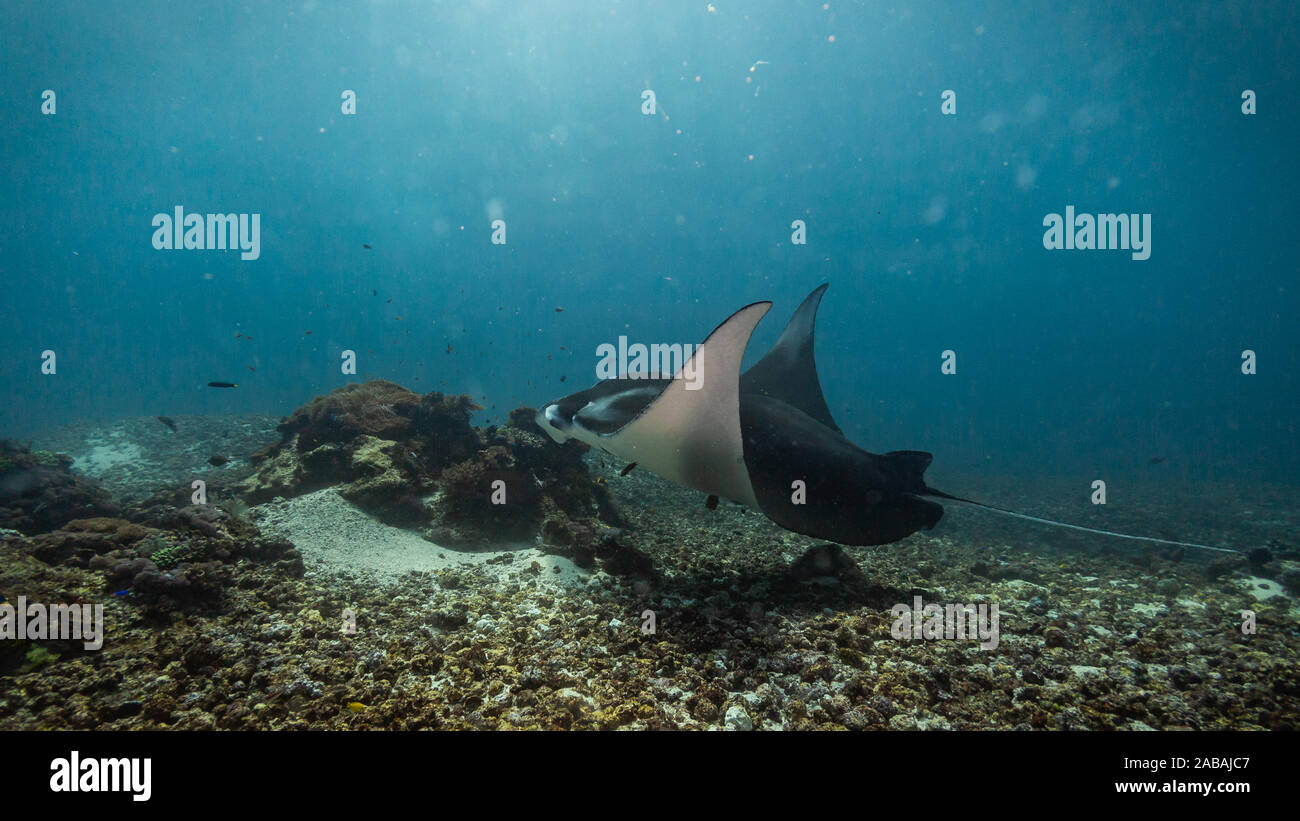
[536,285,1238,555]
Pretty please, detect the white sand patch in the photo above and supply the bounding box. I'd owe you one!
[250,487,589,587]
[75,439,143,474]
[1240,576,1287,603]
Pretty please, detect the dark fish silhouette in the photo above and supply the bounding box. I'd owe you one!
[207,382,238,388]
[156,416,177,432]
[208,455,229,466]
[619,462,637,476]
[1149,457,1166,464]
[536,285,1239,554]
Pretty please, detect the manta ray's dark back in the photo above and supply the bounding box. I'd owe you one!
[739,395,944,546]
[736,284,944,545]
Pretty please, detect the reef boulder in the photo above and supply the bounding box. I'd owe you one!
[236,382,622,550]
[237,382,481,515]
[0,441,120,535]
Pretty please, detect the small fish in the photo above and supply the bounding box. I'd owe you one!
[112,589,131,597]
[346,702,366,713]
[247,366,256,372]
[243,336,253,341]
[559,375,566,382]
[620,462,637,476]
[1149,457,1166,464]
[208,455,229,466]
[207,382,238,388]
[705,494,719,510]
[362,243,372,249]
[235,333,242,339]
[156,416,177,432]
[305,330,313,335]
[555,307,564,312]
[446,344,453,354]
[595,477,606,485]
[372,289,378,296]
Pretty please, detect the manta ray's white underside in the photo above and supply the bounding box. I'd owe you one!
[539,302,771,508]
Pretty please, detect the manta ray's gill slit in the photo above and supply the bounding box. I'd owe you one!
[931,493,1241,555]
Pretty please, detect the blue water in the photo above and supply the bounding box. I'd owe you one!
[3,0,1297,491]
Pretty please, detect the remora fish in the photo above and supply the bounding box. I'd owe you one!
[536,285,1238,553]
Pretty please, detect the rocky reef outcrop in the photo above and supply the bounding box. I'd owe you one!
[236,380,623,552]
[0,440,120,535]
[6,508,303,622]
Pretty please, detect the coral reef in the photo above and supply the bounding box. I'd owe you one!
[239,382,483,509]
[5,502,303,623]
[0,440,119,535]
[237,382,621,549]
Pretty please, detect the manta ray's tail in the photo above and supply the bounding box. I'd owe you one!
[921,488,1242,555]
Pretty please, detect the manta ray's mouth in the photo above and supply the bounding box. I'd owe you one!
[536,404,571,443]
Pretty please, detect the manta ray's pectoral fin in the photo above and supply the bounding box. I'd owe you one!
[606,300,772,506]
[739,283,841,434]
